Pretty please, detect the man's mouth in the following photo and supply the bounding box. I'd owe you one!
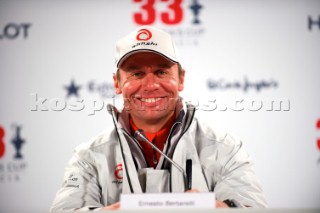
[140,97,162,103]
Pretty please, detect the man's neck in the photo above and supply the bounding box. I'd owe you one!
[130,112,175,133]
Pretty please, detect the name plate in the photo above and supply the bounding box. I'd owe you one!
[120,193,215,209]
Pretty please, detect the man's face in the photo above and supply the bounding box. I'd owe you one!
[113,52,185,125]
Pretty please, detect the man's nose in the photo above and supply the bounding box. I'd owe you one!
[142,72,159,90]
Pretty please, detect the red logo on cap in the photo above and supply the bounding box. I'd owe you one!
[136,29,152,41]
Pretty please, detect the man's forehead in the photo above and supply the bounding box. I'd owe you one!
[125,63,173,71]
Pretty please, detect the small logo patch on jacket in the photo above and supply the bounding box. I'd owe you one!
[112,163,123,184]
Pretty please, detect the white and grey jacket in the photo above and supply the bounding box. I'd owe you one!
[50,102,267,211]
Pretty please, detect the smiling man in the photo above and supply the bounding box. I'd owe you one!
[114,51,184,133]
[50,26,267,211]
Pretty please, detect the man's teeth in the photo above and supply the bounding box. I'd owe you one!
[140,98,161,103]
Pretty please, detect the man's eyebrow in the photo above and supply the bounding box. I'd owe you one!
[125,65,141,71]
[157,63,173,68]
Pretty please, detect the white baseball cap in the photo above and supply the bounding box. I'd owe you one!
[115,25,180,68]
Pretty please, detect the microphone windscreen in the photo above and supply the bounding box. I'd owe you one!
[107,104,113,112]
[134,129,145,141]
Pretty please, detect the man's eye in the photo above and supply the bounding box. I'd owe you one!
[132,72,143,77]
[156,70,167,76]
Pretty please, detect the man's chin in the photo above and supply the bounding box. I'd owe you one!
[132,109,174,119]
[131,104,171,112]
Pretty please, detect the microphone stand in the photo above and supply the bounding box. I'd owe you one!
[134,129,189,191]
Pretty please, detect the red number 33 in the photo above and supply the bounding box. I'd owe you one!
[0,126,5,158]
[134,0,183,25]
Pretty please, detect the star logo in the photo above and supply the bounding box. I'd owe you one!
[64,79,82,98]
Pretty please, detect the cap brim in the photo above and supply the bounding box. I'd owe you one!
[117,49,179,68]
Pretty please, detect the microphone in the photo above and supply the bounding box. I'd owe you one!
[186,159,192,190]
[134,129,192,191]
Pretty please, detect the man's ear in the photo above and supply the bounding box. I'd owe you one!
[113,73,122,94]
[178,69,185,92]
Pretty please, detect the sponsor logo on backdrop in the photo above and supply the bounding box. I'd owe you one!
[112,163,123,185]
[133,0,204,46]
[12,126,25,159]
[190,0,202,24]
[0,124,28,183]
[87,80,115,98]
[316,119,320,164]
[207,76,279,93]
[30,78,116,116]
[64,79,82,98]
[64,79,115,99]
[0,23,32,40]
[133,0,184,25]
[308,15,320,31]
